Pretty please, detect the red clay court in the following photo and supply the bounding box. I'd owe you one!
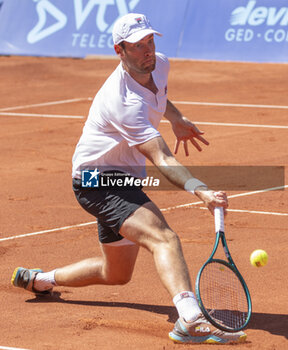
[0,56,287,349]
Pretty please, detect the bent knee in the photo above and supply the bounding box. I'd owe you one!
[164,230,181,249]
[102,266,133,285]
[105,274,132,285]
[158,229,178,244]
[148,229,180,252]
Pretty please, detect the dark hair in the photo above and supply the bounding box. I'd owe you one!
[118,41,126,50]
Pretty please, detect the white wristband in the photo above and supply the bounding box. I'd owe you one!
[184,178,207,195]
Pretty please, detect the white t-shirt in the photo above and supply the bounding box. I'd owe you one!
[72,52,169,179]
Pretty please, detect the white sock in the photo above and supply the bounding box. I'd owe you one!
[173,291,202,322]
[34,270,57,291]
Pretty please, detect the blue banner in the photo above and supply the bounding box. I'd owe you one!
[0,0,185,58]
[0,0,287,62]
[178,0,288,62]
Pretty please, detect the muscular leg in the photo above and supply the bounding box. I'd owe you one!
[32,199,198,323]
[38,200,191,298]
[54,243,139,287]
[119,201,192,297]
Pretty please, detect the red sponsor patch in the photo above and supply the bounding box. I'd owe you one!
[180,292,190,299]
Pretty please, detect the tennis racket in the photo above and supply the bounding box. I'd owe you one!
[195,207,252,332]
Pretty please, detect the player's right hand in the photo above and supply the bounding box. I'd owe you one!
[194,189,228,215]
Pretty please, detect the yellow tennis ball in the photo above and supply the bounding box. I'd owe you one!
[250,249,268,267]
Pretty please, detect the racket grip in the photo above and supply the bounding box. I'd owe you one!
[214,207,225,232]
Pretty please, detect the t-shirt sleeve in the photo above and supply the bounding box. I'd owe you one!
[109,100,161,147]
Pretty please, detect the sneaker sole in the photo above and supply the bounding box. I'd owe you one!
[169,332,247,344]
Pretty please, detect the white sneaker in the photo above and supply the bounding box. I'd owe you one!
[169,313,247,344]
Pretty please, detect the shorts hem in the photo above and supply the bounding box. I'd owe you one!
[102,238,136,246]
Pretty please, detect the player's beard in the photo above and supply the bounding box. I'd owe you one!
[141,57,156,73]
[122,53,156,75]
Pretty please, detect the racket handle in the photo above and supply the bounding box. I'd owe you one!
[214,207,225,232]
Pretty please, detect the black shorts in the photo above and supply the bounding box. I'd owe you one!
[72,177,151,244]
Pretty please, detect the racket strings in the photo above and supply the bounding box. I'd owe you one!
[199,261,248,330]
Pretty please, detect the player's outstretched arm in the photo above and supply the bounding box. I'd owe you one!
[135,136,228,214]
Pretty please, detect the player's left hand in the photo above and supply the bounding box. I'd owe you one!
[172,116,209,155]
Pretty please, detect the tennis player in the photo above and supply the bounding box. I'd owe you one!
[11,13,246,344]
